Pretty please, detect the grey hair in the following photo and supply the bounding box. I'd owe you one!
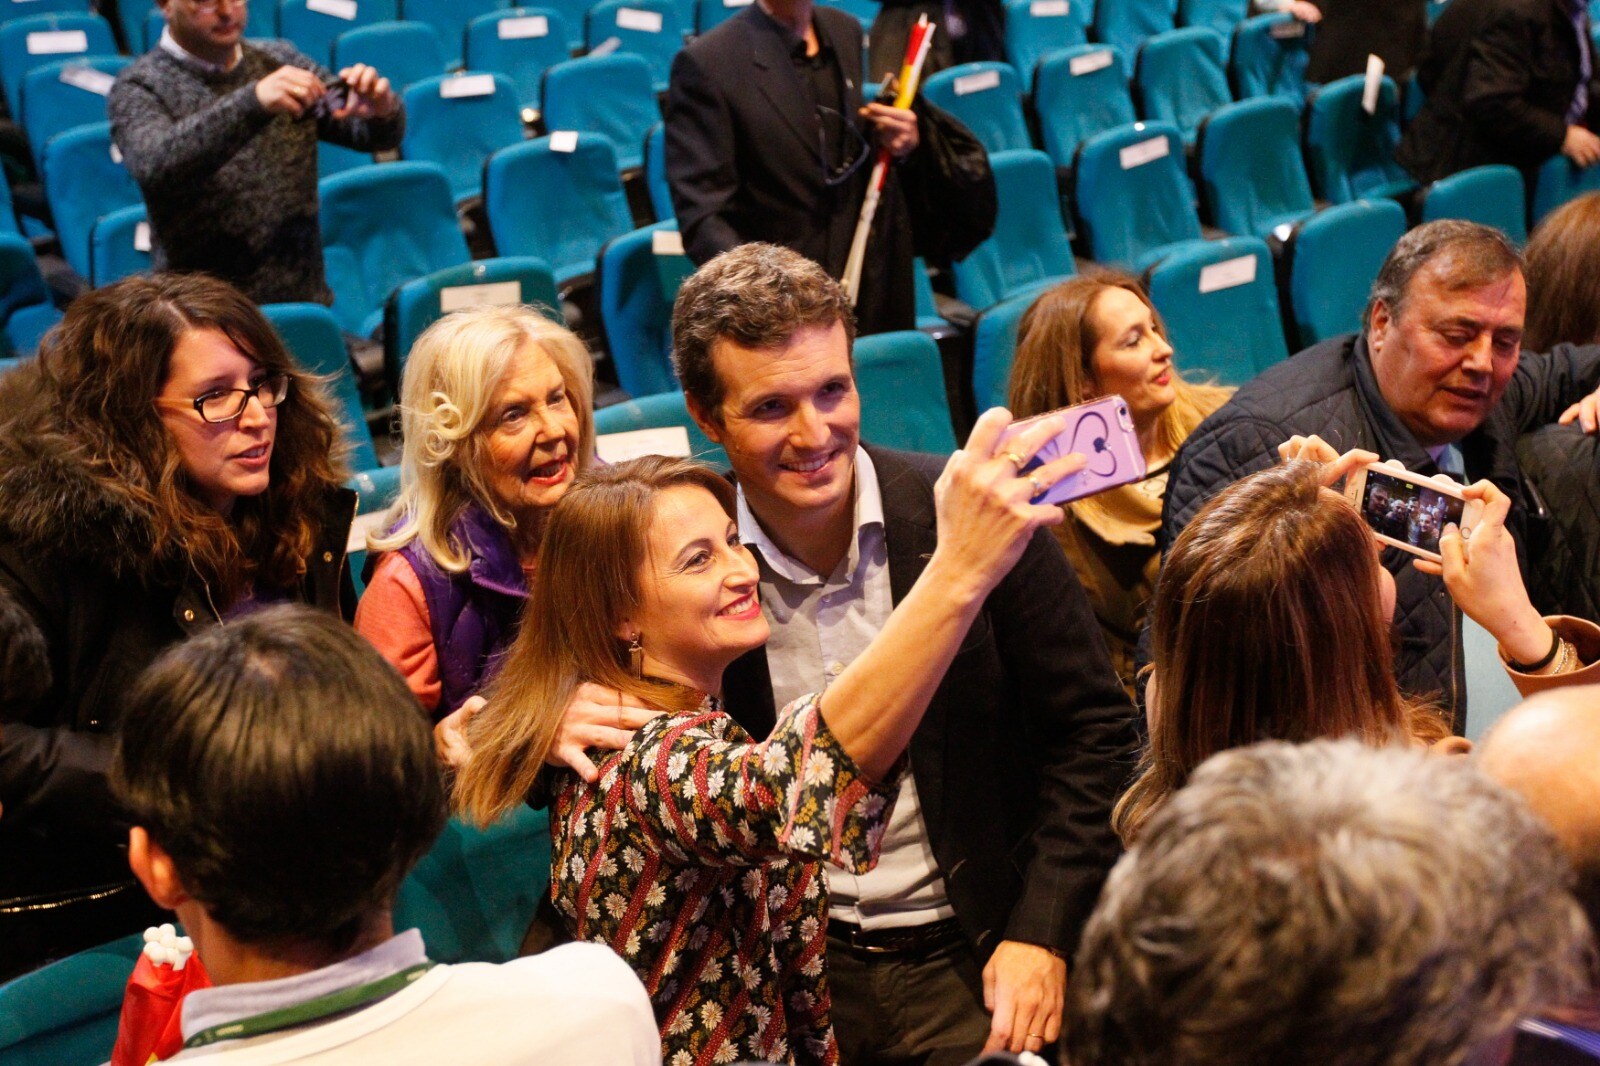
[1067,739,1593,1066]
[670,242,856,420]
[1364,219,1523,330]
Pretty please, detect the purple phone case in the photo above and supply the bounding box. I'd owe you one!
[1001,396,1148,506]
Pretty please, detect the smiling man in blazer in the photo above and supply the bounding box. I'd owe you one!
[664,0,922,336]
[670,243,1138,1063]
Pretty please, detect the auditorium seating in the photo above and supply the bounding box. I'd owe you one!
[385,256,562,383]
[279,0,399,64]
[402,0,500,68]
[0,0,90,24]
[88,202,150,287]
[593,389,726,466]
[401,72,526,203]
[1033,45,1135,177]
[951,148,1075,309]
[855,330,960,453]
[332,21,447,94]
[318,138,374,178]
[1145,235,1287,384]
[1283,197,1407,347]
[0,233,61,358]
[1197,96,1315,238]
[696,0,755,34]
[1532,153,1600,224]
[464,8,573,115]
[597,221,689,397]
[0,11,116,112]
[584,0,683,92]
[320,161,470,336]
[1178,0,1247,37]
[1304,73,1417,204]
[645,121,673,219]
[1002,0,1090,88]
[1094,0,1178,74]
[922,62,1033,155]
[1133,26,1230,146]
[20,55,127,172]
[41,121,141,282]
[486,134,634,286]
[1073,120,1203,268]
[1228,12,1311,101]
[1421,164,1528,245]
[970,289,1035,410]
[541,53,658,172]
[0,932,142,1066]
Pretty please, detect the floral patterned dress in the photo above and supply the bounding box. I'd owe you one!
[550,692,899,1065]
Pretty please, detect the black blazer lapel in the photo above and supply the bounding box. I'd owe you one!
[742,9,822,161]
[867,444,939,605]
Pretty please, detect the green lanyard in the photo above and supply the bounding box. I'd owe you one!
[182,962,437,1049]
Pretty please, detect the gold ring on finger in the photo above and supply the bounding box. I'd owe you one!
[1001,450,1026,472]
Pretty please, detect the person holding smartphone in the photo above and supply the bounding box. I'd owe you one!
[109,0,403,305]
[1008,272,1233,699]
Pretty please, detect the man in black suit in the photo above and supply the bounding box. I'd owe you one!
[670,242,1138,1063]
[1397,0,1600,184]
[664,0,923,335]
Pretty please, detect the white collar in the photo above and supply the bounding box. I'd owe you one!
[159,26,242,75]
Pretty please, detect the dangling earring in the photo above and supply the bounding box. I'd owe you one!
[628,633,644,678]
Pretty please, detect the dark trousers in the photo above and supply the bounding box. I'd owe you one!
[827,929,993,1065]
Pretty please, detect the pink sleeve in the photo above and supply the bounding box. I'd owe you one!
[354,552,442,715]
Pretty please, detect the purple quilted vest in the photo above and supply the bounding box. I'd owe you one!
[397,505,527,718]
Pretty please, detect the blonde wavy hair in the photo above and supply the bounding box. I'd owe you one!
[368,305,595,572]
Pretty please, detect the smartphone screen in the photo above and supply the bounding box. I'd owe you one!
[1359,467,1465,556]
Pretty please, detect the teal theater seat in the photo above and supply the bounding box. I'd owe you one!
[1144,235,1287,385]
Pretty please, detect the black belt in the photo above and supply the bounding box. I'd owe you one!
[827,917,963,955]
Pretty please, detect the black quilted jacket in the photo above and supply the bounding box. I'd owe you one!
[1161,332,1600,728]
[1520,424,1600,623]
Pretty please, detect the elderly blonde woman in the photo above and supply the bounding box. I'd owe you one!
[355,306,595,721]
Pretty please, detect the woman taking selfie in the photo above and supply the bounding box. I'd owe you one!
[0,273,350,978]
[456,408,1078,1065]
[1008,271,1231,696]
[1115,437,1599,844]
[358,306,597,722]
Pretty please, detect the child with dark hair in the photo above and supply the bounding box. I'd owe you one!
[112,605,659,1065]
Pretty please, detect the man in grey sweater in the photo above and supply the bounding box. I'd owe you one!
[109,0,403,305]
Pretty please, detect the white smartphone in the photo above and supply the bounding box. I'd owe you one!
[998,395,1148,506]
[1341,460,1484,562]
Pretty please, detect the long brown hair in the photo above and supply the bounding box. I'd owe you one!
[1524,192,1600,351]
[1008,271,1231,460]
[454,456,733,824]
[1113,462,1450,843]
[36,273,346,606]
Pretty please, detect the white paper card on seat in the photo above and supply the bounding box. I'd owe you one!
[133,221,151,253]
[346,510,390,555]
[1030,1,1070,16]
[1198,254,1258,293]
[953,68,1001,95]
[588,35,621,55]
[652,229,684,255]
[59,63,114,94]
[27,30,88,55]
[548,129,579,152]
[723,0,756,8]
[439,280,523,313]
[616,7,663,32]
[1069,49,1114,76]
[109,141,123,163]
[1362,53,1384,115]
[1119,135,1168,169]
[498,14,550,38]
[1268,17,1306,37]
[596,426,693,463]
[307,0,358,19]
[441,73,496,99]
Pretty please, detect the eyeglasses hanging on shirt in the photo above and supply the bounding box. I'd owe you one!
[815,104,872,187]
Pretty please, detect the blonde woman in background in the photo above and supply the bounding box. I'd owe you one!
[357,306,596,722]
[1009,272,1232,697]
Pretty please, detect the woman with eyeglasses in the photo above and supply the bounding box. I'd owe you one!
[0,273,351,981]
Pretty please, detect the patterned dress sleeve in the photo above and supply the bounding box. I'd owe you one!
[618,692,901,874]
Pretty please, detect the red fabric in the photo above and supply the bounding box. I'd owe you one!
[109,952,213,1065]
